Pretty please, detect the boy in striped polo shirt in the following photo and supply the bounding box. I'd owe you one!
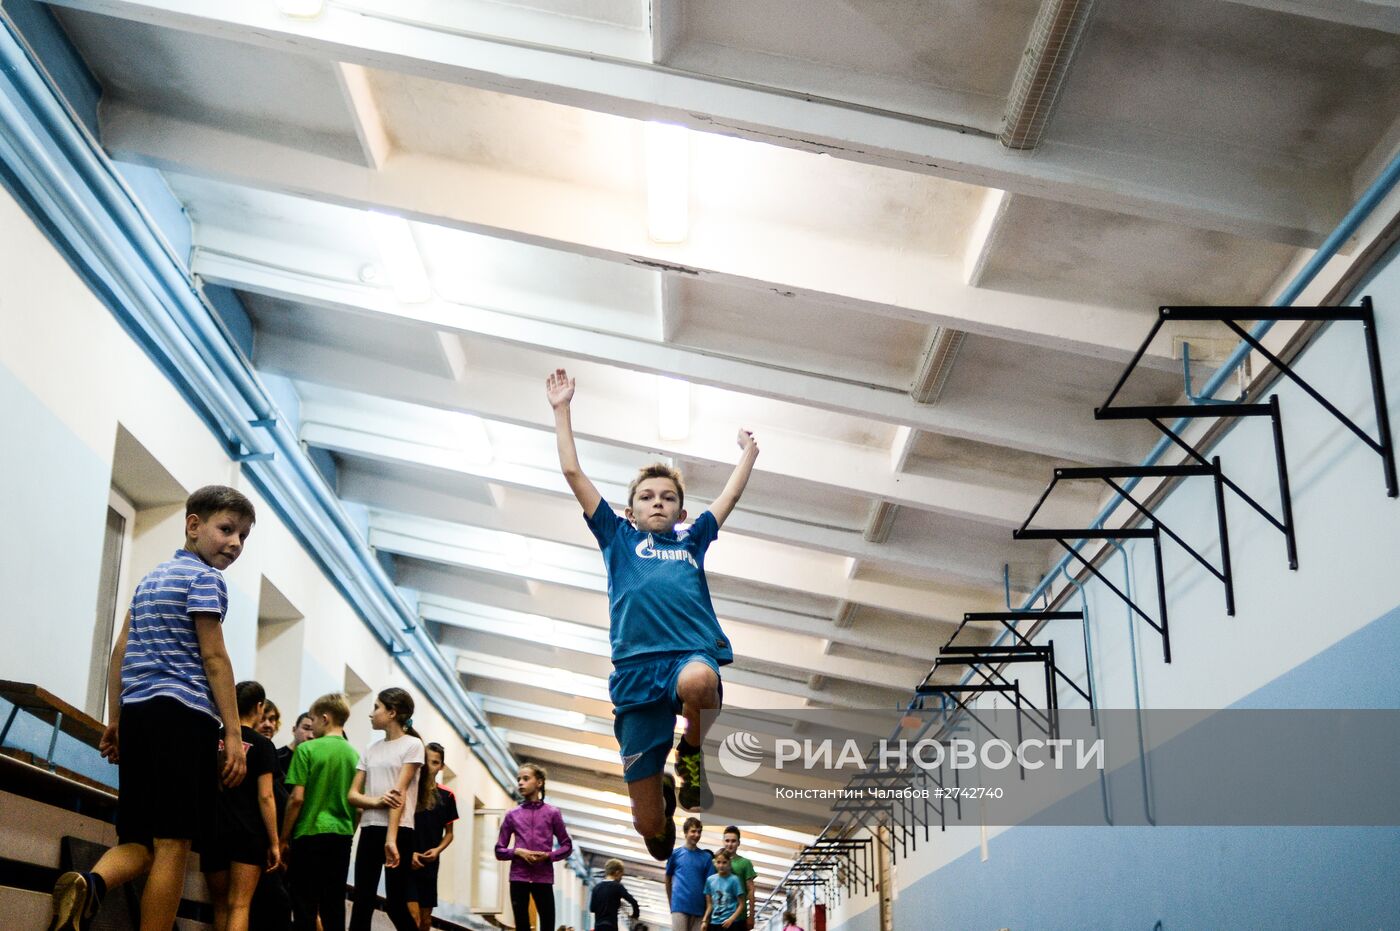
[49,485,256,931]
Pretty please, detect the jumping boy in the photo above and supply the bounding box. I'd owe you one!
[547,368,759,860]
[281,692,360,931]
[49,485,255,931]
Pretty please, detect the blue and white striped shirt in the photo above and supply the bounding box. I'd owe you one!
[120,549,228,721]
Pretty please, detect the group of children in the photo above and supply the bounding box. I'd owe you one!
[46,486,459,931]
[49,364,778,931]
[663,821,759,931]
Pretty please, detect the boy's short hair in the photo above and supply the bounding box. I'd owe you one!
[604,858,624,877]
[309,692,351,726]
[186,485,256,523]
[712,850,731,863]
[682,816,702,833]
[723,825,741,839]
[235,680,266,718]
[627,463,684,509]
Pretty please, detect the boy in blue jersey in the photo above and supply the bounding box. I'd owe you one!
[48,485,255,931]
[547,368,759,861]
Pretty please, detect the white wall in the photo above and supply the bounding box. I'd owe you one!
[0,184,514,913]
[827,245,1400,928]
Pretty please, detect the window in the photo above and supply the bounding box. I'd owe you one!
[87,490,135,720]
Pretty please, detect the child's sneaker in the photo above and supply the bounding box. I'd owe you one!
[675,740,713,811]
[48,871,98,931]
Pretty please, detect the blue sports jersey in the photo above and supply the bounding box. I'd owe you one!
[585,504,733,666]
[666,845,716,916]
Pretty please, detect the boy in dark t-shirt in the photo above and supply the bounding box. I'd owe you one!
[590,858,640,931]
[203,680,281,931]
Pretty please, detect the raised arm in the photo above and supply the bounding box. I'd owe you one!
[709,429,760,528]
[546,368,603,518]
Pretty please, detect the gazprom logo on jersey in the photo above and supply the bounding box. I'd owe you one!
[715,730,1105,778]
[635,534,699,569]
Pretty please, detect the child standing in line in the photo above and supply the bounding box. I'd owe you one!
[495,763,574,931]
[547,368,759,860]
[407,741,459,931]
[588,858,640,931]
[719,826,756,930]
[48,485,255,931]
[203,680,282,931]
[701,851,745,931]
[348,688,425,931]
[282,692,360,931]
[666,817,716,931]
[781,910,805,931]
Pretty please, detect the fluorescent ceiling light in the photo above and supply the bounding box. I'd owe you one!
[274,0,325,18]
[645,122,689,243]
[455,414,493,465]
[367,211,433,304]
[656,376,690,441]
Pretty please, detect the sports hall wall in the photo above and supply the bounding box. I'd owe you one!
[823,249,1400,930]
[0,151,542,923]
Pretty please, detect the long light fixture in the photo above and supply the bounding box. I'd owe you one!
[274,0,325,18]
[366,211,433,303]
[656,375,690,440]
[645,122,689,243]
[455,413,493,465]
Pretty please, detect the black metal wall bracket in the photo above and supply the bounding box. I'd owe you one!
[949,610,1096,720]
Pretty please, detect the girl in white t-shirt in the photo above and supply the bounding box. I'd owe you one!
[347,687,425,931]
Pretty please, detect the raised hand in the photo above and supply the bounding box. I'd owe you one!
[546,368,576,409]
[736,428,757,452]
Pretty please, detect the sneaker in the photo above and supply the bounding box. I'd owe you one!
[675,741,713,811]
[644,815,676,862]
[48,871,97,931]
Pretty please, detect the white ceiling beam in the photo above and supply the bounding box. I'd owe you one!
[1216,0,1400,32]
[52,0,1337,244]
[419,591,928,688]
[476,695,615,739]
[370,496,990,622]
[193,247,1142,466]
[331,442,1020,592]
[267,336,1092,529]
[962,188,1012,288]
[399,556,955,670]
[332,62,392,170]
[113,108,1188,368]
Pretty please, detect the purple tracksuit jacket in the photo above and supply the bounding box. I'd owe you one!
[494,800,573,883]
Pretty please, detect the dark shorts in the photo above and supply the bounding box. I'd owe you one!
[609,651,722,783]
[200,834,266,873]
[115,697,220,847]
[407,860,441,907]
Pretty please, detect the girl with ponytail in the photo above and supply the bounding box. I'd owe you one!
[347,687,424,931]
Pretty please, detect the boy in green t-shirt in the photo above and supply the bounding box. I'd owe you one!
[721,826,756,929]
[281,692,360,930]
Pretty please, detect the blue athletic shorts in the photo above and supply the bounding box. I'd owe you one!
[609,651,723,783]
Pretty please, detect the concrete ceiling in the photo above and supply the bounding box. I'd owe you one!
[43,0,1400,901]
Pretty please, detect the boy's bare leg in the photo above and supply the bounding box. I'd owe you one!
[626,773,666,839]
[224,862,262,931]
[207,869,231,931]
[675,662,720,812]
[91,842,152,889]
[139,838,191,931]
[675,662,720,748]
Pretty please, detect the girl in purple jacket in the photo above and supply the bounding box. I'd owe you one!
[495,764,573,931]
